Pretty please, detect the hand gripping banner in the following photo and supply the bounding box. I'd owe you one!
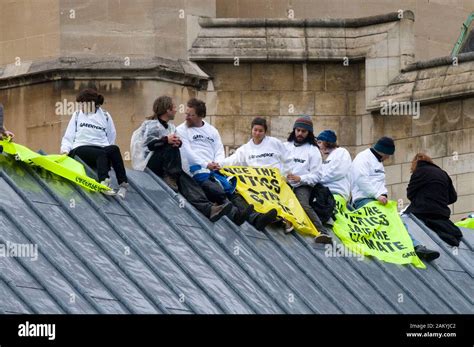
[0,140,110,193]
[332,194,426,269]
[220,166,319,237]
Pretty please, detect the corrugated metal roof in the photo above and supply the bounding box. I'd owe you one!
[0,152,472,314]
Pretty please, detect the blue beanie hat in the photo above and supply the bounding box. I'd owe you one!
[317,130,337,143]
[373,136,395,155]
[293,115,313,133]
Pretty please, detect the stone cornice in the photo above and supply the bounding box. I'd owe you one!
[189,11,416,111]
[0,56,210,90]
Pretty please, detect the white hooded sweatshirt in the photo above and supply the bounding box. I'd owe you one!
[176,121,225,175]
[221,136,291,176]
[60,108,116,153]
[350,148,388,202]
[317,147,352,200]
[283,141,321,188]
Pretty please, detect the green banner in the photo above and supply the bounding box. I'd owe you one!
[455,217,474,230]
[333,195,426,269]
[0,139,110,193]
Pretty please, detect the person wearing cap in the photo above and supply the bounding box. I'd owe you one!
[316,130,352,201]
[350,137,440,261]
[284,116,332,242]
[0,103,15,140]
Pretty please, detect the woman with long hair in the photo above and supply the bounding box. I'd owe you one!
[406,152,463,246]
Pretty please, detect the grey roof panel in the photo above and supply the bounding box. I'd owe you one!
[0,153,472,314]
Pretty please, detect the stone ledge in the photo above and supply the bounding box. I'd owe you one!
[198,11,413,28]
[0,56,210,90]
[402,52,474,72]
[369,56,474,112]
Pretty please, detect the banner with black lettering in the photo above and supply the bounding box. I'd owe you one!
[332,195,426,269]
[220,166,319,237]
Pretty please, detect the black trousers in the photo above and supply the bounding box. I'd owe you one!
[146,145,182,178]
[146,145,214,218]
[177,174,214,218]
[198,177,228,205]
[70,145,128,184]
[414,213,463,247]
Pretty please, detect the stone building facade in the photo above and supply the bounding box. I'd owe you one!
[0,1,473,220]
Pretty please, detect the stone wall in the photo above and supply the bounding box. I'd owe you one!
[0,78,199,156]
[216,0,474,61]
[198,61,363,154]
[0,0,60,66]
[0,0,216,66]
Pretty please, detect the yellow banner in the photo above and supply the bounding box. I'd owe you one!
[333,195,425,269]
[220,166,319,237]
[455,217,474,229]
[0,139,110,193]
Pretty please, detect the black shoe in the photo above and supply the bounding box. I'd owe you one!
[209,202,233,222]
[254,208,278,231]
[233,204,254,226]
[314,226,333,244]
[415,245,440,262]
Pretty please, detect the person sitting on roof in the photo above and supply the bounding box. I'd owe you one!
[60,88,128,198]
[284,116,332,243]
[132,95,232,223]
[350,136,440,262]
[220,117,292,231]
[405,152,463,247]
[174,98,254,226]
[0,103,15,140]
[316,129,352,217]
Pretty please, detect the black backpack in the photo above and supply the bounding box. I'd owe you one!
[309,183,336,224]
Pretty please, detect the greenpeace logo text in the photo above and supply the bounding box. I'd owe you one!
[293,158,306,163]
[79,123,106,132]
[192,134,215,143]
[249,153,275,160]
[18,321,55,341]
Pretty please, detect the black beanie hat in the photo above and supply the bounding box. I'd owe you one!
[373,136,395,155]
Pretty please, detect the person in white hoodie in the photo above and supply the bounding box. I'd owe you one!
[132,95,232,223]
[60,88,128,198]
[316,130,352,201]
[284,116,332,243]
[221,117,291,231]
[176,98,253,226]
[350,137,440,261]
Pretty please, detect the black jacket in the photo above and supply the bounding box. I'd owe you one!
[406,160,457,218]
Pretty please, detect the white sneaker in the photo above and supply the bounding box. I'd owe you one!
[117,182,129,199]
[284,219,294,234]
[100,178,116,196]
